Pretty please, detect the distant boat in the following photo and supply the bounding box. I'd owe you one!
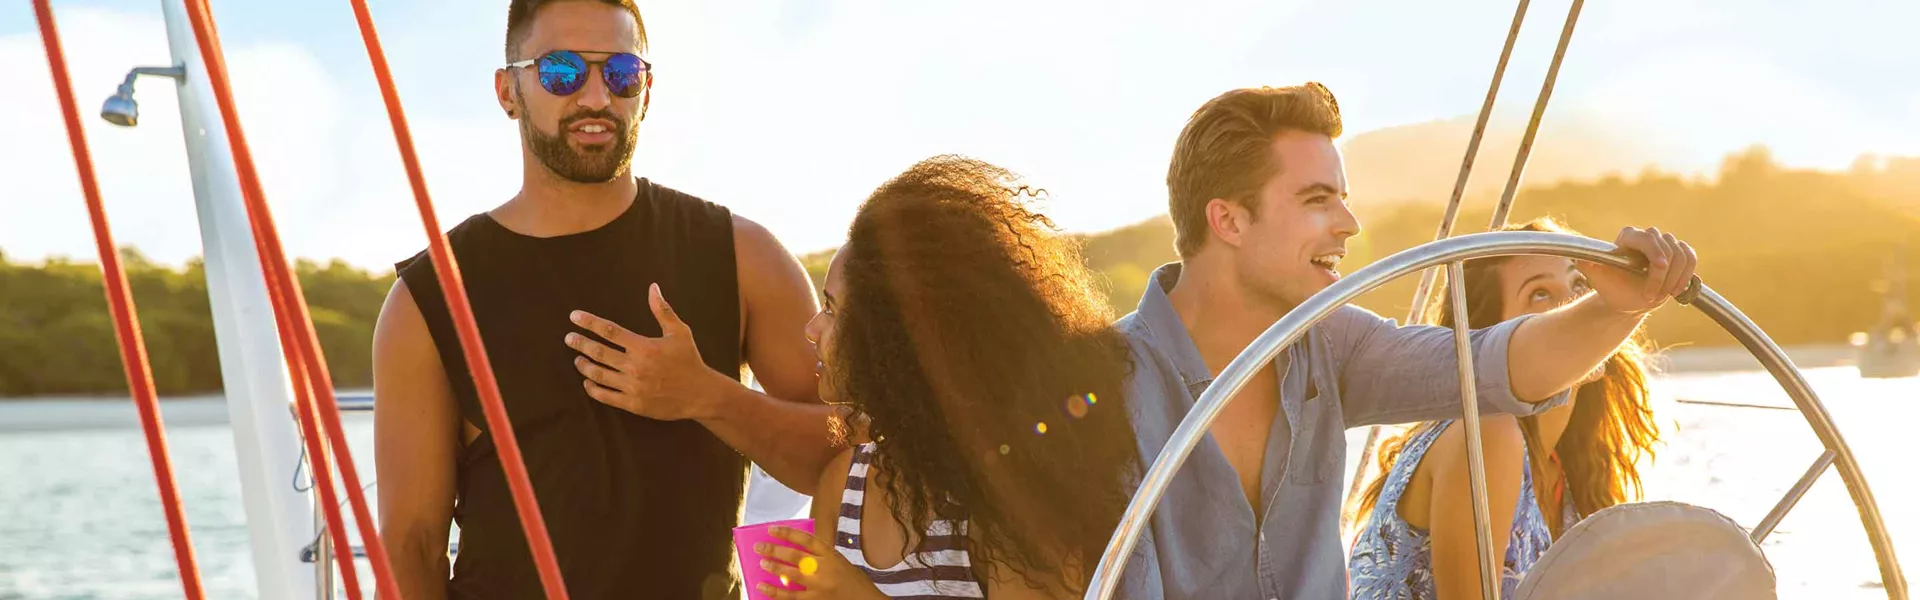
[1854,257,1920,379]
[1858,321,1920,379]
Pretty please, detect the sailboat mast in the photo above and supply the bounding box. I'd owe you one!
[156,0,320,597]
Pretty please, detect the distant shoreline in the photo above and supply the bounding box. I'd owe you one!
[0,344,1861,409]
[1651,342,1857,374]
[0,389,374,403]
[0,389,373,434]
[0,344,1860,407]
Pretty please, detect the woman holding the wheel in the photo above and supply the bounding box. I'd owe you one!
[1346,217,1665,600]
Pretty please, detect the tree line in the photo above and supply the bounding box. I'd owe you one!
[4,147,1916,397]
[0,253,390,397]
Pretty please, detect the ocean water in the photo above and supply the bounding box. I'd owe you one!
[1,366,1915,599]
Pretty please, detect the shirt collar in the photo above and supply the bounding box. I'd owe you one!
[1134,263,1218,398]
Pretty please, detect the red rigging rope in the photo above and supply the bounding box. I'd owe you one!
[342,1,571,597]
[32,3,207,598]
[174,0,401,597]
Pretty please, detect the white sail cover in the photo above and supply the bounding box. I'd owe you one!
[1512,501,1776,600]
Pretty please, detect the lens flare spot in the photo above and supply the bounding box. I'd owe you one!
[1035,421,1049,435]
[798,556,819,576]
[1086,393,1098,406]
[999,444,1011,455]
[1065,394,1090,419]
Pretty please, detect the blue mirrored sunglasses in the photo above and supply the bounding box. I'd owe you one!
[506,50,651,98]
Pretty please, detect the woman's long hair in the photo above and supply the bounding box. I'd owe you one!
[1347,217,1661,537]
[830,156,1138,591]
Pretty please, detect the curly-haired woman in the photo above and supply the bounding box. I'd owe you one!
[748,156,1140,599]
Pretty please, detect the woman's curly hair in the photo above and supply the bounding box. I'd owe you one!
[830,155,1138,591]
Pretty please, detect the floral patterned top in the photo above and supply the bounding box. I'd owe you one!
[1348,421,1577,599]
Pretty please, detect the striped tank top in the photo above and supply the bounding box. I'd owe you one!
[834,442,986,599]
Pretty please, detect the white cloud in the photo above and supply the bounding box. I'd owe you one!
[5,0,1918,269]
[1570,40,1920,173]
[224,43,350,265]
[323,109,523,270]
[628,0,1313,253]
[0,7,198,266]
[0,6,510,271]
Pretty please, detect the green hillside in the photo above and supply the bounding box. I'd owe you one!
[5,148,1916,397]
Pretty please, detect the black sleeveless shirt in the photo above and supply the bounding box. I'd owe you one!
[395,179,747,600]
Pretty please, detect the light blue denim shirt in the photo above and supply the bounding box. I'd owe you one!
[1115,264,1569,599]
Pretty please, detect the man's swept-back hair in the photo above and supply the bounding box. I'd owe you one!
[1166,82,1343,257]
[504,0,647,62]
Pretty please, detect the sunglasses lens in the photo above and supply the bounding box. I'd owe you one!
[537,51,587,96]
[604,53,647,98]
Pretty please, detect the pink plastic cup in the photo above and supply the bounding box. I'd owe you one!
[734,518,816,598]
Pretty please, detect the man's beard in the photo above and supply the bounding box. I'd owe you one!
[519,94,638,183]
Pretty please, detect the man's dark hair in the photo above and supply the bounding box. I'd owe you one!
[504,0,647,62]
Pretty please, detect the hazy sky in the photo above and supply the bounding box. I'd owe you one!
[3,0,1917,270]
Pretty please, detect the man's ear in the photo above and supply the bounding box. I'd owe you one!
[495,68,518,119]
[1206,197,1252,250]
[638,73,653,121]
